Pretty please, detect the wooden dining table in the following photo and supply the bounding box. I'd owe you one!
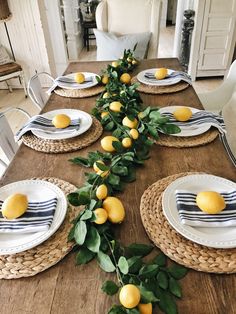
[0,59,236,314]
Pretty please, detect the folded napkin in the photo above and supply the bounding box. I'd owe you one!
[162,111,226,134]
[15,115,81,140]
[144,71,192,85]
[47,76,93,95]
[0,197,57,233]
[175,190,236,227]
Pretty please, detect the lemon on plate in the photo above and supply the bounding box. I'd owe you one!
[119,284,141,309]
[196,191,226,214]
[52,114,71,128]
[74,72,85,84]
[2,193,28,219]
[173,107,192,122]
[155,68,168,80]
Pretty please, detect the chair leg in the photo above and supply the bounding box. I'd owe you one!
[5,80,12,93]
[19,72,28,98]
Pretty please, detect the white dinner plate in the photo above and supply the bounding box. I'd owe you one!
[159,106,211,137]
[57,72,99,90]
[32,109,93,140]
[0,180,67,255]
[137,68,180,86]
[162,174,236,248]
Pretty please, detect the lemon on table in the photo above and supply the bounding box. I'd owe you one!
[96,184,108,200]
[52,114,71,128]
[122,137,132,148]
[138,303,153,314]
[119,284,141,309]
[101,136,119,152]
[120,73,131,84]
[2,193,28,219]
[122,117,138,129]
[93,160,105,172]
[103,196,125,223]
[155,68,168,80]
[112,61,119,68]
[101,111,109,119]
[129,129,139,140]
[109,101,123,113]
[196,191,226,214]
[74,72,85,84]
[101,75,109,85]
[173,107,192,122]
[97,169,109,178]
[94,208,108,224]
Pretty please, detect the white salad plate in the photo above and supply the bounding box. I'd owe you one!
[159,106,211,137]
[57,72,99,90]
[0,180,67,255]
[137,68,180,86]
[162,174,236,249]
[32,109,93,140]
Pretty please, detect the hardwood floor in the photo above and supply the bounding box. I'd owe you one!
[0,26,223,177]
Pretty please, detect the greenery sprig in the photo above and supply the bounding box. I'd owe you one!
[67,48,187,313]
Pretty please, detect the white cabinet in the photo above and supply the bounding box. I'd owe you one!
[189,0,236,80]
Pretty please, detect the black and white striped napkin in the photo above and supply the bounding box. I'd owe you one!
[47,76,93,95]
[175,190,236,227]
[0,198,57,233]
[162,111,226,134]
[144,71,192,85]
[15,115,81,141]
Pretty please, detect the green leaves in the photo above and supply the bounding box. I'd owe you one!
[118,256,129,274]
[168,263,188,279]
[85,226,101,253]
[102,281,119,296]
[169,277,182,298]
[74,221,87,245]
[157,271,169,289]
[76,247,95,265]
[127,243,153,257]
[97,251,116,272]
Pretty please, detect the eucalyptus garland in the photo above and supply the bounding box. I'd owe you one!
[68,49,187,314]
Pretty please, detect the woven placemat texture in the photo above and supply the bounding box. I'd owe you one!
[155,129,219,148]
[22,117,103,153]
[140,172,236,273]
[0,177,80,279]
[54,85,104,98]
[131,76,189,94]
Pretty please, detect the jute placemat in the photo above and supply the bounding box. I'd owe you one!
[22,117,103,153]
[155,129,219,148]
[131,76,189,94]
[54,85,104,98]
[0,177,80,279]
[140,172,236,273]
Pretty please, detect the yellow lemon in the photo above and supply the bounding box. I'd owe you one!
[155,68,168,80]
[119,284,141,309]
[196,191,226,214]
[173,107,192,122]
[138,112,145,119]
[101,111,109,119]
[109,101,123,113]
[129,129,139,140]
[52,114,71,129]
[2,194,28,219]
[127,57,132,63]
[97,170,109,178]
[122,137,132,148]
[103,92,110,99]
[93,160,105,172]
[138,303,152,314]
[112,61,119,68]
[102,75,109,85]
[74,72,85,83]
[132,59,138,65]
[122,117,138,129]
[96,184,108,200]
[101,136,119,152]
[120,73,131,84]
[103,196,125,223]
[94,208,108,224]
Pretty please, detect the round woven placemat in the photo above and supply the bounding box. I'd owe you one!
[0,177,80,279]
[22,117,103,153]
[140,172,236,273]
[54,85,104,98]
[155,129,219,148]
[131,76,189,94]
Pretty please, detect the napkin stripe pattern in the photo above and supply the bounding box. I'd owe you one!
[0,198,57,233]
[15,115,80,141]
[219,133,236,167]
[175,190,236,227]
[144,71,192,85]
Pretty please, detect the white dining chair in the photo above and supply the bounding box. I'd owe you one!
[27,72,54,110]
[0,107,31,166]
[197,60,236,114]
